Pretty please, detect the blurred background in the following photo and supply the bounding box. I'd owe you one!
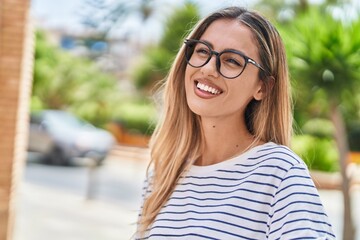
[0,0,359,239]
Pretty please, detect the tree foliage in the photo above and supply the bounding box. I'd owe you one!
[255,0,353,22]
[32,30,121,127]
[131,2,200,90]
[280,7,360,125]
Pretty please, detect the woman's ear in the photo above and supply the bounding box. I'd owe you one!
[253,76,275,101]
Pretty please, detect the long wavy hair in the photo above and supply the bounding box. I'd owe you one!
[138,6,292,235]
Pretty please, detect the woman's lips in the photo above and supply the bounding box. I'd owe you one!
[194,80,223,99]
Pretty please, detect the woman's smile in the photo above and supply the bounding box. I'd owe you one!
[194,80,223,99]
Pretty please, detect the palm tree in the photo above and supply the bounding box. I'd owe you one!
[281,7,360,240]
[255,0,353,22]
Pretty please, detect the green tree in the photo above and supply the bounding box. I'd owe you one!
[32,30,121,127]
[255,0,352,22]
[281,8,360,240]
[131,2,200,90]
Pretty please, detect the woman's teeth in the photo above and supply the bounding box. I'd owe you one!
[196,82,221,95]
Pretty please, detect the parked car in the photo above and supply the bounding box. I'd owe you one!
[28,110,115,165]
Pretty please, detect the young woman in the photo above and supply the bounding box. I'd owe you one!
[136,6,335,239]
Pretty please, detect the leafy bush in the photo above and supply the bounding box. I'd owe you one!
[113,101,157,135]
[292,134,339,172]
[301,118,334,138]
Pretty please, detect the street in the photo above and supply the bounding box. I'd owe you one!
[14,146,149,240]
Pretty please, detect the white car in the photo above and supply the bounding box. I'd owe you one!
[28,110,115,165]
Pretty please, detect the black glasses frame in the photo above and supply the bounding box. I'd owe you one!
[184,39,266,79]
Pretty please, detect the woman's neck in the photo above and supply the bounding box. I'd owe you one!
[195,116,258,166]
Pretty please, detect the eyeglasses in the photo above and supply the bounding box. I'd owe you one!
[184,39,266,79]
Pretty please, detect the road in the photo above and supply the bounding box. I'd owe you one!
[14,146,149,240]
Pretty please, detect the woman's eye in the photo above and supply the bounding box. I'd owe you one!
[226,58,241,66]
[195,47,210,56]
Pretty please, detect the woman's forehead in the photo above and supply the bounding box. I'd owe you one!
[199,19,259,58]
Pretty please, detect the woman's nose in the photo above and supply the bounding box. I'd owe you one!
[200,55,219,78]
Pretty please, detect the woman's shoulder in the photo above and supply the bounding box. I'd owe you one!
[249,142,307,171]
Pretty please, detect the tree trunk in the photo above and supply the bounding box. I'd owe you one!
[330,103,355,240]
[298,0,309,13]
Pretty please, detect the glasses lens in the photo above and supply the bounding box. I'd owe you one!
[185,41,211,68]
[219,52,246,78]
[185,40,247,79]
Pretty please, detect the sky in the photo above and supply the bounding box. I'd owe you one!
[31,0,84,30]
[30,0,360,29]
[30,0,360,45]
[30,0,255,42]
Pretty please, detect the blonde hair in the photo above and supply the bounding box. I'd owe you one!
[138,6,292,235]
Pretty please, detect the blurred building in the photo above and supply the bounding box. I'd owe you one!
[32,22,144,81]
[0,0,34,239]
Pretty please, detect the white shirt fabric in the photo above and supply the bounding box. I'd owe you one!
[137,142,335,239]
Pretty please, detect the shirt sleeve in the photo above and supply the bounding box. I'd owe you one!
[267,163,336,240]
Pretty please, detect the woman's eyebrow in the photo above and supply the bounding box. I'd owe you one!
[223,48,248,56]
[200,39,249,56]
[199,39,213,48]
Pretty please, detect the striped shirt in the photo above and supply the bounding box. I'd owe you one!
[138,142,335,239]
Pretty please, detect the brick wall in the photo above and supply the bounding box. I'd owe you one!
[0,0,33,239]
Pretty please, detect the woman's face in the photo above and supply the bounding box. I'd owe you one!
[184,19,264,122]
